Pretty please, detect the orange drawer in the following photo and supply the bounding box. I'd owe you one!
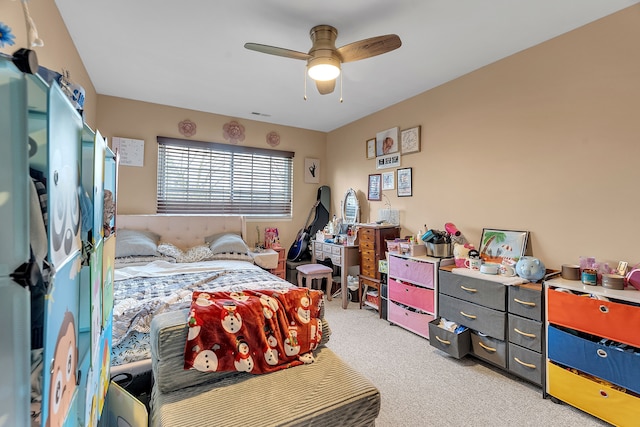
[547,289,640,347]
[388,278,434,313]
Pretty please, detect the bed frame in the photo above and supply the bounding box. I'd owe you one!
[116,214,247,248]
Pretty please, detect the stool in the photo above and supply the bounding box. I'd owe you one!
[296,264,333,300]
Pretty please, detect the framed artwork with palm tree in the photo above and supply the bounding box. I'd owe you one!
[478,229,529,265]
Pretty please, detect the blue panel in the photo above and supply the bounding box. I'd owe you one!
[0,58,30,274]
[0,278,31,427]
[48,82,83,269]
[548,325,640,394]
[41,252,82,427]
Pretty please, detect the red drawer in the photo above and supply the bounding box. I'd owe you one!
[388,301,434,338]
[388,278,434,313]
[389,255,434,287]
[547,288,640,347]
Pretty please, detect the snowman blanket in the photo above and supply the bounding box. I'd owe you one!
[184,288,325,375]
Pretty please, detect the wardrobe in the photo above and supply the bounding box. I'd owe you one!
[0,55,118,427]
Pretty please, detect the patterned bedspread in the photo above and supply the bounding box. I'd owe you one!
[112,260,292,366]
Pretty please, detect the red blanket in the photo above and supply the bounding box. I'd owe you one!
[184,288,324,374]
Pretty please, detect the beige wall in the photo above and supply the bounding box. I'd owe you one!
[326,5,640,269]
[5,0,640,269]
[0,0,97,127]
[96,96,327,248]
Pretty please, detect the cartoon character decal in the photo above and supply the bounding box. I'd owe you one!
[46,311,77,427]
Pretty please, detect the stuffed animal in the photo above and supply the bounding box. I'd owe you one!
[515,256,546,282]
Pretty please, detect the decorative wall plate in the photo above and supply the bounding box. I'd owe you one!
[266,131,280,147]
[178,119,197,137]
[223,120,245,144]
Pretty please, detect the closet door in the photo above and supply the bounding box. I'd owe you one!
[0,55,31,427]
[41,82,83,427]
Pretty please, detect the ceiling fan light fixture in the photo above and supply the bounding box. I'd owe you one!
[307,56,341,81]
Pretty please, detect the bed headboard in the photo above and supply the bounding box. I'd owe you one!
[116,215,247,249]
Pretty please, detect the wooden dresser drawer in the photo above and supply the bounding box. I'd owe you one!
[359,227,375,240]
[439,294,506,340]
[547,325,640,394]
[508,283,542,321]
[439,270,506,311]
[508,343,542,385]
[547,288,640,347]
[547,362,640,427]
[470,331,507,368]
[508,314,542,353]
[389,256,434,287]
[388,278,434,313]
[388,301,434,338]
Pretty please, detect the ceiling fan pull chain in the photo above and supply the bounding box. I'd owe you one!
[339,72,343,103]
[303,68,307,101]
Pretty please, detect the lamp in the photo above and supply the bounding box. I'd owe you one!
[307,55,341,81]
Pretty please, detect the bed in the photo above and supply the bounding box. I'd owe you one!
[110,215,291,374]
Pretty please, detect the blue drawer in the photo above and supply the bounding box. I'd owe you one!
[548,325,640,394]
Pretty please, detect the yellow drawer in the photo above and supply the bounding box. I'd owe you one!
[547,362,640,426]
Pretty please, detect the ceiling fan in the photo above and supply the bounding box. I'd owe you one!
[244,25,402,95]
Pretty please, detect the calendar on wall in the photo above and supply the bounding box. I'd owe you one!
[112,137,144,167]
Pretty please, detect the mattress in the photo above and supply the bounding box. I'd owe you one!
[150,346,380,427]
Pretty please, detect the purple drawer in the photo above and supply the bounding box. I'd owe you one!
[389,255,434,287]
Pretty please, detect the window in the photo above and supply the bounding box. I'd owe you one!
[157,136,294,216]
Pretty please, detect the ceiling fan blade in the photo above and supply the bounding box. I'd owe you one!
[244,43,311,61]
[337,34,402,63]
[315,79,336,95]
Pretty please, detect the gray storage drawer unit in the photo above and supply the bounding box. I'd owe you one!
[435,266,545,387]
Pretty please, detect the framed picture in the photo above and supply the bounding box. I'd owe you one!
[376,153,401,170]
[382,171,395,190]
[304,158,320,183]
[368,174,382,201]
[401,126,421,154]
[478,229,529,264]
[366,138,376,159]
[376,126,400,156]
[397,167,412,197]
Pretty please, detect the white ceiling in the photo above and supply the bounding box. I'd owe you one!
[55,0,638,132]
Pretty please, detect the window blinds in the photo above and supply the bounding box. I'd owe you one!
[157,136,294,216]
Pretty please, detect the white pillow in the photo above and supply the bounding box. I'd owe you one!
[207,233,249,255]
[115,229,160,258]
[157,242,214,263]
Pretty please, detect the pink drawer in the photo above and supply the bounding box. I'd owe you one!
[388,301,434,338]
[389,255,434,287]
[388,278,434,313]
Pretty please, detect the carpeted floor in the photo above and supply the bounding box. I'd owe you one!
[322,296,610,427]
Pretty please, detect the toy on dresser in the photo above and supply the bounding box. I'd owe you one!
[515,256,546,282]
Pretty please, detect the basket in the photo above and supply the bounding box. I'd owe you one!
[425,242,452,258]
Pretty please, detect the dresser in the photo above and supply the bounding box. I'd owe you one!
[545,278,640,426]
[357,224,400,316]
[387,253,440,338]
[311,240,360,305]
[436,266,544,386]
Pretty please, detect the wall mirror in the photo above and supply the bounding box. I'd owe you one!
[342,188,360,225]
